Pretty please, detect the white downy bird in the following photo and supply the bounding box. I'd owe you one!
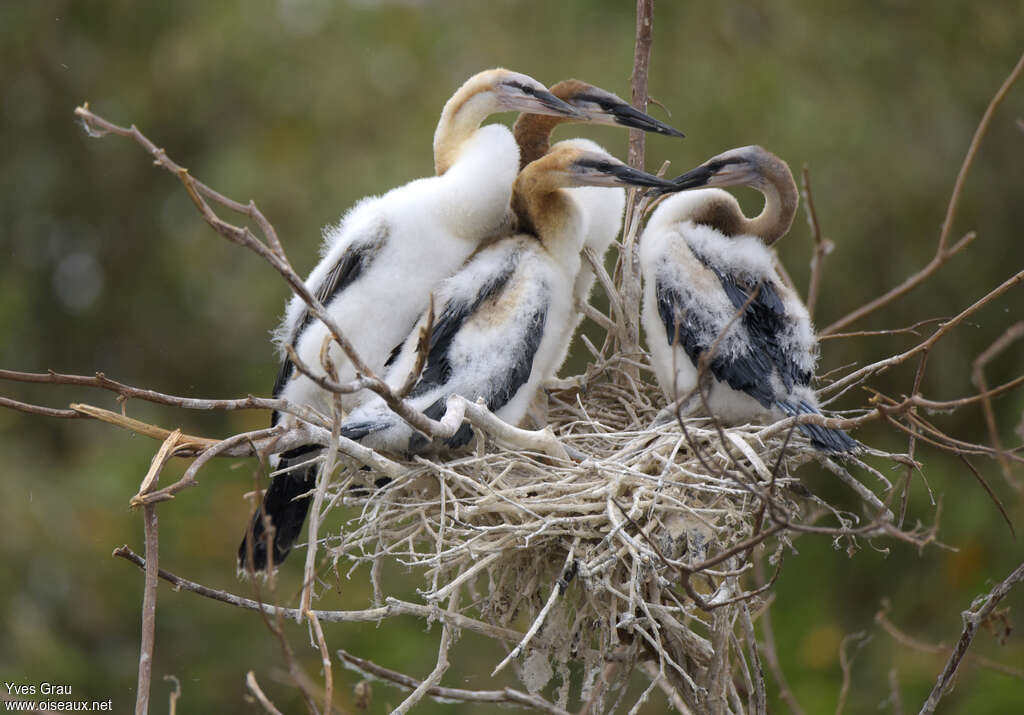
[641,145,856,452]
[240,69,583,571]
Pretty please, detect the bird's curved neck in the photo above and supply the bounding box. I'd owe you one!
[512,174,582,274]
[433,91,494,176]
[743,169,798,245]
[512,113,568,170]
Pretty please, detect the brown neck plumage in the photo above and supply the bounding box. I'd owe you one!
[695,155,797,244]
[743,155,798,244]
[513,113,570,170]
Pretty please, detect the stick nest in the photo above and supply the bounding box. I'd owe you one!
[324,361,896,707]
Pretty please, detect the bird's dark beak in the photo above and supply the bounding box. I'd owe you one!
[609,103,685,137]
[575,160,677,189]
[609,163,677,188]
[531,90,588,119]
[647,164,714,196]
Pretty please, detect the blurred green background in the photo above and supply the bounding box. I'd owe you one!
[2,0,1022,712]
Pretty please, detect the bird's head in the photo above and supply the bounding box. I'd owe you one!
[474,69,585,118]
[548,79,684,137]
[524,144,677,190]
[652,145,788,196]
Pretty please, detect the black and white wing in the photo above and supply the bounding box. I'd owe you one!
[342,238,552,454]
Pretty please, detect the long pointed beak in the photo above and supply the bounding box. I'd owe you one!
[577,161,678,189]
[647,164,713,196]
[607,103,685,137]
[521,90,588,119]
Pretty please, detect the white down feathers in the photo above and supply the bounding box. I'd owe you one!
[342,234,579,453]
[273,124,519,421]
[641,189,818,423]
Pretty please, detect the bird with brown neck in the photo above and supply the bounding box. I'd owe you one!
[653,145,799,245]
[512,79,683,170]
[335,144,676,456]
[512,82,684,424]
[641,145,857,453]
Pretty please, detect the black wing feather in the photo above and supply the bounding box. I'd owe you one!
[656,277,776,407]
[407,252,519,400]
[710,267,810,391]
[405,249,547,452]
[270,229,387,423]
[237,446,319,571]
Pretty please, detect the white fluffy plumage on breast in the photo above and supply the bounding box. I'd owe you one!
[272,124,522,419]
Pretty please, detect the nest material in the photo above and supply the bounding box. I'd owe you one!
[322,364,889,710]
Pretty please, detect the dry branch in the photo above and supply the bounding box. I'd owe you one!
[823,50,1024,334]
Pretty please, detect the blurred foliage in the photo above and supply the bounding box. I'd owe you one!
[1,0,1022,712]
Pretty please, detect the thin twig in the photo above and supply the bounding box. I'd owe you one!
[245,672,285,715]
[920,560,1024,714]
[972,322,1024,491]
[824,50,1024,334]
[801,165,831,319]
[337,649,571,715]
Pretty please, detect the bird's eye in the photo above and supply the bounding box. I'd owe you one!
[506,81,537,96]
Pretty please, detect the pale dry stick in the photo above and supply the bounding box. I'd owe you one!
[638,661,694,714]
[0,368,319,421]
[0,396,84,419]
[132,426,283,506]
[972,322,1024,491]
[391,587,461,715]
[137,504,159,715]
[801,165,832,319]
[824,50,1024,335]
[920,560,1024,714]
[114,547,543,644]
[491,544,577,676]
[336,650,572,715]
[74,105,285,258]
[74,105,392,410]
[835,632,870,715]
[582,246,627,337]
[286,340,574,460]
[245,672,285,715]
[818,317,947,342]
[71,402,220,452]
[300,388,343,618]
[132,430,185,715]
[739,602,767,715]
[306,611,334,715]
[616,0,656,363]
[450,396,573,460]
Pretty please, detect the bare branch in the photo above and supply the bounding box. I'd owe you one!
[801,164,832,319]
[336,649,572,715]
[825,50,1024,334]
[920,560,1024,714]
[972,322,1024,491]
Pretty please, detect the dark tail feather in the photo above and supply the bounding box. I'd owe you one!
[238,447,319,573]
[340,420,386,441]
[776,400,858,454]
